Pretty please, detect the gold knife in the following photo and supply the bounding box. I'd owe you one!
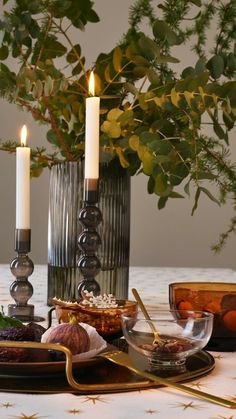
[99,349,236,409]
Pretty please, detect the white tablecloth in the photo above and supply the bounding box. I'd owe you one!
[0,265,236,419]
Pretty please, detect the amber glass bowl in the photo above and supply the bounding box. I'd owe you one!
[51,298,138,340]
[169,282,236,351]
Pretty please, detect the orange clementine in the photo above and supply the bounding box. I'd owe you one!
[177,300,194,311]
[203,301,221,314]
[222,310,236,332]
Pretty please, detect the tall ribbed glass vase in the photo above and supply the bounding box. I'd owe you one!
[47,161,130,304]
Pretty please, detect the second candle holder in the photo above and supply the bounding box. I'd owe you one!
[77,179,102,297]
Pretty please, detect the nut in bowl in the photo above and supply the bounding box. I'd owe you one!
[51,293,138,340]
[169,282,236,351]
[121,310,213,372]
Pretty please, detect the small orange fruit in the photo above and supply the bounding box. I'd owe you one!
[177,300,194,311]
[177,300,195,318]
[222,310,236,332]
[203,301,221,314]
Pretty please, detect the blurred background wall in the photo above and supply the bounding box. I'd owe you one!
[0,0,236,269]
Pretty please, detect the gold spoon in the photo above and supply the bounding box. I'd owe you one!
[132,288,165,345]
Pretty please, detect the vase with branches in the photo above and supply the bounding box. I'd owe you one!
[0,0,236,298]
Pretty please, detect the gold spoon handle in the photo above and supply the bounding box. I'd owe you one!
[132,288,160,338]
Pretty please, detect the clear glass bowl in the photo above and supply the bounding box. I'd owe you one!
[121,310,213,372]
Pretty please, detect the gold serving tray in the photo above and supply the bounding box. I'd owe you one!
[0,339,215,394]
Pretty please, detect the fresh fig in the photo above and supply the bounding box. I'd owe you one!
[42,323,90,355]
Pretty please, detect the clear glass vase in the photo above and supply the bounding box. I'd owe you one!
[47,161,130,304]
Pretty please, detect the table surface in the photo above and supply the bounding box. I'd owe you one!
[0,265,236,419]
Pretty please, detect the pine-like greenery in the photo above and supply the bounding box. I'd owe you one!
[0,0,236,249]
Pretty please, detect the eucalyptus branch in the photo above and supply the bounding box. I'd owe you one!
[52,19,88,86]
[43,97,74,161]
[15,98,51,124]
[101,61,133,95]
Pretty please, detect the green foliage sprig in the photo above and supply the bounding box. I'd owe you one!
[0,0,236,248]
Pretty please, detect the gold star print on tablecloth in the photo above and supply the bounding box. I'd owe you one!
[8,414,47,419]
[1,402,15,408]
[145,409,158,414]
[65,409,83,415]
[170,401,205,410]
[189,381,207,390]
[214,354,224,360]
[211,416,235,419]
[81,396,109,405]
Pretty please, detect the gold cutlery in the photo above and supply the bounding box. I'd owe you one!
[132,288,164,344]
[100,349,236,409]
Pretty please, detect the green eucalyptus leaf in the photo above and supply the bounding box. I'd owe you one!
[44,75,54,96]
[171,162,189,183]
[142,149,154,175]
[133,65,148,78]
[0,45,8,60]
[183,90,194,108]
[24,77,32,93]
[184,180,190,196]
[129,135,140,151]
[206,55,225,80]
[197,171,216,180]
[72,57,85,76]
[140,131,159,144]
[101,120,121,138]
[195,59,206,74]
[33,38,67,62]
[116,147,129,168]
[200,187,220,206]
[29,20,40,39]
[156,54,179,64]
[107,108,123,121]
[60,78,69,92]
[223,109,235,130]
[190,0,201,6]
[138,35,160,61]
[170,88,180,107]
[113,46,123,72]
[158,196,168,209]
[181,67,195,78]
[124,82,138,96]
[191,187,201,215]
[138,93,149,110]
[62,107,71,121]
[227,53,236,72]
[169,191,184,198]
[154,173,170,196]
[117,109,133,126]
[155,155,171,164]
[87,9,100,23]
[153,19,180,46]
[47,129,61,147]
[213,119,227,140]
[148,176,155,194]
[32,79,43,98]
[147,68,160,85]
[66,44,81,64]
[132,55,150,67]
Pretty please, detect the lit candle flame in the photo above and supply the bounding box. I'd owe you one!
[88,71,95,96]
[20,125,28,146]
